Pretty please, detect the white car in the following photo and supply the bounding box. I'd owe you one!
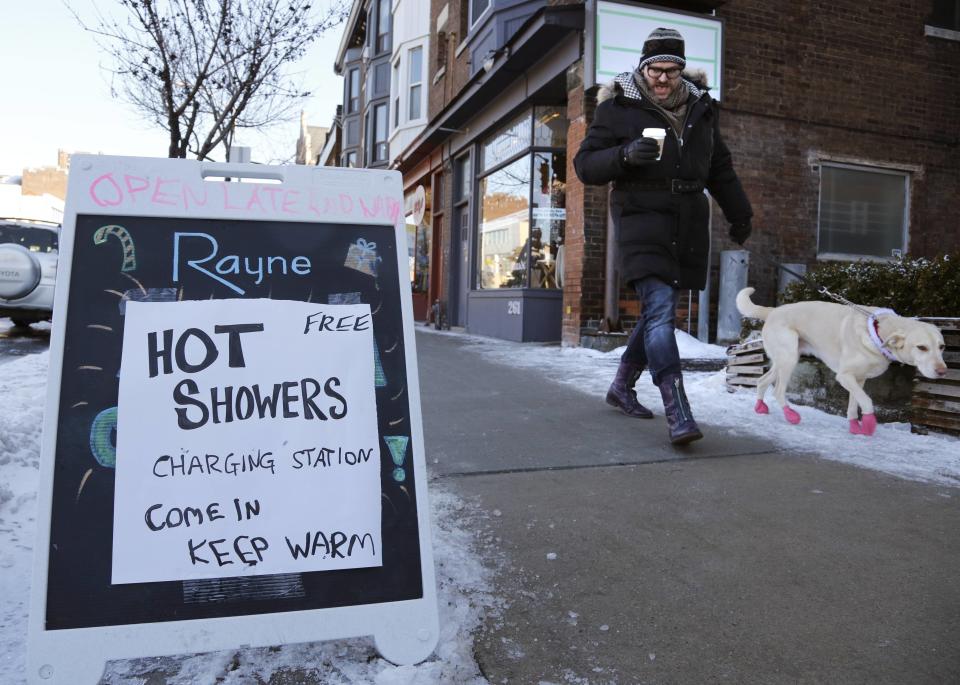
[0,218,59,327]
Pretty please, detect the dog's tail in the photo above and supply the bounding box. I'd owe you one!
[736,287,773,321]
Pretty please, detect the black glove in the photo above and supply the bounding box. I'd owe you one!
[729,220,752,245]
[620,137,660,166]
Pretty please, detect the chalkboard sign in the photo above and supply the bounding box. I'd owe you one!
[27,157,438,683]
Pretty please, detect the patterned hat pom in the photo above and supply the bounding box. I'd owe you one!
[638,27,686,71]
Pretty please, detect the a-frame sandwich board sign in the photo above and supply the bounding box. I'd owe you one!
[27,155,438,683]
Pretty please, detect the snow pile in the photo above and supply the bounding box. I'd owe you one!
[0,184,63,223]
[0,351,498,684]
[674,329,728,359]
[421,327,960,488]
[0,353,47,679]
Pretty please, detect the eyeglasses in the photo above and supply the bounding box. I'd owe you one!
[646,66,682,80]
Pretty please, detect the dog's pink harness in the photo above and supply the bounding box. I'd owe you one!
[866,309,898,362]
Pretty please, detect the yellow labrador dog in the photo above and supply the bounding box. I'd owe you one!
[736,287,947,435]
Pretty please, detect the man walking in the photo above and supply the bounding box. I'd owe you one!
[574,27,753,445]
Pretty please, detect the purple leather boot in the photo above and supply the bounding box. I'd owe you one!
[605,361,654,419]
[656,372,703,444]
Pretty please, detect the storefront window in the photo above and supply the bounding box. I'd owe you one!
[405,188,432,294]
[478,155,530,289]
[480,111,531,173]
[531,151,566,288]
[414,219,431,292]
[455,155,471,201]
[476,107,567,290]
[534,105,567,147]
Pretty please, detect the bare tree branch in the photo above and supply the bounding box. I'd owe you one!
[72,0,349,160]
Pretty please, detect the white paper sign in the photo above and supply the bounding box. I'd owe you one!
[532,208,566,221]
[112,298,382,584]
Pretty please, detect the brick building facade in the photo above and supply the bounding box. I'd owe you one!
[710,0,960,309]
[21,150,71,201]
[392,0,959,344]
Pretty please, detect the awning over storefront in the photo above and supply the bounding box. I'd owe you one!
[394,5,583,175]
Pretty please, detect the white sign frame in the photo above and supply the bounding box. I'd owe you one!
[585,0,724,100]
[27,156,439,683]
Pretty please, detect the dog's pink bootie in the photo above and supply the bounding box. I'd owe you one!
[783,406,801,424]
[754,399,769,414]
[849,414,877,436]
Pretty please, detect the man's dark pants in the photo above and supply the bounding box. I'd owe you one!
[619,276,681,384]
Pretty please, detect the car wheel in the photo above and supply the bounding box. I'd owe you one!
[0,244,42,300]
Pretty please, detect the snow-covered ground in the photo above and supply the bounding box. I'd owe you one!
[420,325,960,488]
[0,348,497,684]
[2,324,957,683]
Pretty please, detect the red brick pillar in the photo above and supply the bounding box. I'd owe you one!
[564,62,610,346]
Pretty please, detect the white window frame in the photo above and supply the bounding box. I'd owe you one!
[373,103,389,162]
[408,46,423,122]
[392,58,401,129]
[469,0,491,29]
[816,162,911,262]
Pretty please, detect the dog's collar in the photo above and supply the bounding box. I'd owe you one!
[867,308,899,362]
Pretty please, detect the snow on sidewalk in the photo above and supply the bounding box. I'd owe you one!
[420,326,960,488]
[3,324,958,682]
[0,351,497,685]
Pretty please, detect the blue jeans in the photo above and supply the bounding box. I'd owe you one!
[620,276,681,385]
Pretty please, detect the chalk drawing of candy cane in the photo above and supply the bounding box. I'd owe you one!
[93,224,137,272]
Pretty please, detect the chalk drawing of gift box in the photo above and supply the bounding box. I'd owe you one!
[344,238,381,277]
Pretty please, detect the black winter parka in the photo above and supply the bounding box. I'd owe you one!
[574,72,752,290]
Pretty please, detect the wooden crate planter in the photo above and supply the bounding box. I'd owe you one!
[726,338,768,392]
[911,317,960,437]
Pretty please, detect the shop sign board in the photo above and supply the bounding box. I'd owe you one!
[585,1,724,100]
[532,208,566,221]
[26,156,438,683]
[411,185,427,226]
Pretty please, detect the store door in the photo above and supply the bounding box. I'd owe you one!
[456,205,470,326]
[429,215,442,315]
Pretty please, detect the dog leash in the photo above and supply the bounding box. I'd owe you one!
[749,252,876,317]
[748,252,901,358]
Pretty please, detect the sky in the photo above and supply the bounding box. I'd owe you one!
[1,322,958,681]
[0,0,345,174]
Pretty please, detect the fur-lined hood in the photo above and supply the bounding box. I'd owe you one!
[598,69,710,104]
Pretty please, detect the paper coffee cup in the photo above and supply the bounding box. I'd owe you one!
[642,127,667,160]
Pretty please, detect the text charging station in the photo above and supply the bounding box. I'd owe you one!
[26,156,438,683]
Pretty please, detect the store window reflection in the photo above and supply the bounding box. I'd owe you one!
[477,106,567,290]
[405,189,431,294]
[478,156,530,288]
[413,220,430,292]
[531,151,565,288]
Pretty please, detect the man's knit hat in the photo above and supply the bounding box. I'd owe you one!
[638,27,686,71]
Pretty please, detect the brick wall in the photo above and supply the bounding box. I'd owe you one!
[712,0,960,308]
[427,1,960,343]
[436,157,455,324]
[429,0,475,120]
[563,61,610,345]
[21,167,67,200]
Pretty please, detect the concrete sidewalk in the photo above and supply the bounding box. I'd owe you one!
[417,329,960,684]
